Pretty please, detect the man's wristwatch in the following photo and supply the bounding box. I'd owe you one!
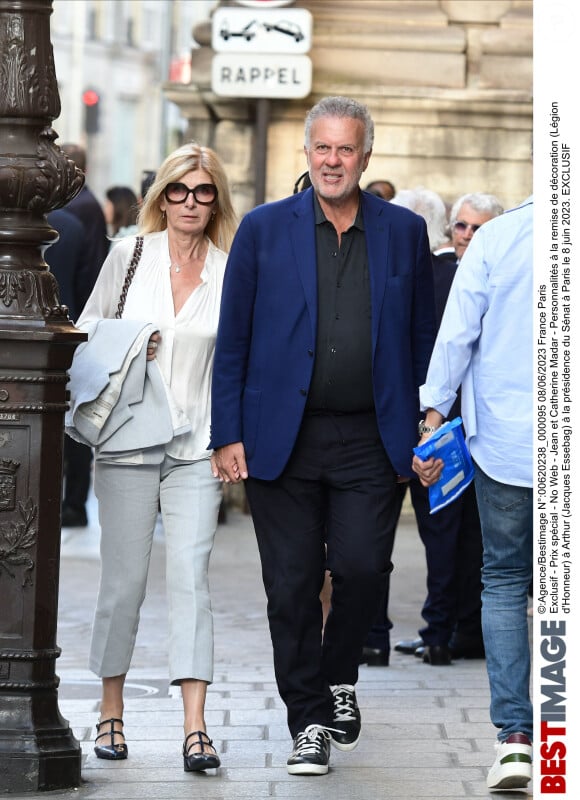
[418,419,439,435]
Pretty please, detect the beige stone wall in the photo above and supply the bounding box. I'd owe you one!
[165,0,532,213]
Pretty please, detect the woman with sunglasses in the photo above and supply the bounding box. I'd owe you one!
[74,142,237,772]
[447,192,504,262]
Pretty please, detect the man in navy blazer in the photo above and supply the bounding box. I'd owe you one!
[210,96,436,775]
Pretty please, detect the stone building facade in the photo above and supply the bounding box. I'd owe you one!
[165,0,532,213]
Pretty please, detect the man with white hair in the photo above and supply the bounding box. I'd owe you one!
[441,192,504,263]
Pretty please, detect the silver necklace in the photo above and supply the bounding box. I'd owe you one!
[170,245,206,274]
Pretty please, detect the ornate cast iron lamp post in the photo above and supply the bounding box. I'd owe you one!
[0,0,85,791]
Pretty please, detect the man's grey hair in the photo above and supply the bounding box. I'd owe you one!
[391,187,449,251]
[449,193,504,227]
[304,96,374,154]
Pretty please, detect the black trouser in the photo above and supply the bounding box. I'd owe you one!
[364,481,408,651]
[245,411,400,737]
[409,479,483,647]
[63,436,93,512]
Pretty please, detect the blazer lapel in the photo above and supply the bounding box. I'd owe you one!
[288,191,392,349]
[363,196,391,351]
[290,188,318,339]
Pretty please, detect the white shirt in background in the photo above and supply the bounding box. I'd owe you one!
[420,197,533,487]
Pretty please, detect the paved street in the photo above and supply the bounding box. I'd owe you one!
[14,490,532,799]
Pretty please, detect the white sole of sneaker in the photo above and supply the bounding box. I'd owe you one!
[487,765,532,790]
[330,734,360,752]
[287,763,329,775]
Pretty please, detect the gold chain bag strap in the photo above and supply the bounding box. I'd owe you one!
[115,235,144,319]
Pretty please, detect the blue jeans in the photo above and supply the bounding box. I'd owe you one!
[474,463,533,741]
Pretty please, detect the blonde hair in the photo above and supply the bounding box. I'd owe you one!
[137,142,237,251]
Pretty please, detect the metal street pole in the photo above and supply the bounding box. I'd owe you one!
[0,0,86,791]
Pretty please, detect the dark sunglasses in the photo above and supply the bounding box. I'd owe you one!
[453,220,481,234]
[164,182,218,205]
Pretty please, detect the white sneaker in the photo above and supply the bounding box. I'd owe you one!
[329,684,361,751]
[487,732,532,790]
[287,724,332,775]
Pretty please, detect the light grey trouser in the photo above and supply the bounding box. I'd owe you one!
[90,455,221,684]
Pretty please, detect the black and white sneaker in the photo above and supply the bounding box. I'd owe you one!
[329,684,361,751]
[287,724,333,775]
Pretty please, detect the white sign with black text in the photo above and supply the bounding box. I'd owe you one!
[212,53,312,99]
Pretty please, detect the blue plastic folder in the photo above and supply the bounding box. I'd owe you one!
[413,417,474,514]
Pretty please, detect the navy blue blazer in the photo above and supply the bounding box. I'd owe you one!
[46,209,87,320]
[210,188,436,479]
[65,185,109,306]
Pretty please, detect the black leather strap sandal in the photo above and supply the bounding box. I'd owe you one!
[183,730,220,771]
[94,717,128,760]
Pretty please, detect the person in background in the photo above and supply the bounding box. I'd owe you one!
[60,143,110,528]
[61,143,109,296]
[392,189,502,666]
[391,187,449,253]
[70,142,237,773]
[293,170,312,194]
[359,185,449,667]
[435,192,504,263]
[104,185,139,244]
[210,96,435,775]
[413,197,533,791]
[46,208,87,321]
[140,169,157,202]
[364,179,396,200]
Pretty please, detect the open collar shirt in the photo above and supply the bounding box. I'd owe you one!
[77,229,227,462]
[306,193,374,413]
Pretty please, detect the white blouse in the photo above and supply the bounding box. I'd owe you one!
[77,229,227,462]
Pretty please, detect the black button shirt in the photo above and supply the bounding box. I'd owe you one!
[306,194,374,413]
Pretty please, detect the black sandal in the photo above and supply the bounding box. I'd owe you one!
[94,717,128,760]
[183,730,220,771]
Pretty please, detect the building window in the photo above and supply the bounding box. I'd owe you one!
[87,6,97,40]
[126,15,134,46]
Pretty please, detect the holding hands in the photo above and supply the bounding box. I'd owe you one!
[211,442,248,484]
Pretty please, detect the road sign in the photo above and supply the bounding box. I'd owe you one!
[212,8,312,54]
[212,53,312,99]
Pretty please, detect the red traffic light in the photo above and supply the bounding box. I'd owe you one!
[82,89,100,107]
[82,89,100,134]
